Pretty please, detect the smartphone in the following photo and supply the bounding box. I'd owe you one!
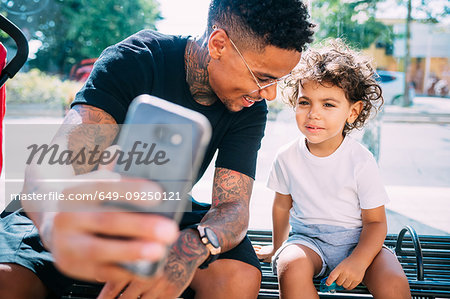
[112,94,211,276]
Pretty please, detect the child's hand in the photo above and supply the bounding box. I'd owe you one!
[253,244,274,263]
[326,256,368,290]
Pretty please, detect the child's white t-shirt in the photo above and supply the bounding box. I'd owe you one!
[267,136,389,229]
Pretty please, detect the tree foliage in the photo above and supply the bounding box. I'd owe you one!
[2,0,161,74]
[311,0,393,50]
[397,0,450,24]
[310,0,449,51]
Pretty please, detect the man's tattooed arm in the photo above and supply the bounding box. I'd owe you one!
[201,167,254,251]
[61,104,119,174]
[161,167,253,291]
[22,104,119,232]
[163,229,209,292]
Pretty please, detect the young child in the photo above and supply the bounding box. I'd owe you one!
[254,39,411,299]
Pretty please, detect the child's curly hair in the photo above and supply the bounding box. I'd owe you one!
[282,38,383,135]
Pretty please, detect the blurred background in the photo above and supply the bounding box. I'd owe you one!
[1,0,449,235]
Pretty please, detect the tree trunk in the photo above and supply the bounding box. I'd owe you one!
[403,0,412,107]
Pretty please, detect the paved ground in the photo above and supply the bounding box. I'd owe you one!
[2,97,450,236]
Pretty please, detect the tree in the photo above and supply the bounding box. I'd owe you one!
[403,0,412,106]
[310,0,394,50]
[2,0,161,75]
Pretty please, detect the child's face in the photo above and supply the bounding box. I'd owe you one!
[295,80,362,155]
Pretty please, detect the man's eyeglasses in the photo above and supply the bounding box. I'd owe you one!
[225,30,291,98]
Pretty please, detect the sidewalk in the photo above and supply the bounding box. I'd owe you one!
[383,96,450,123]
[386,96,450,114]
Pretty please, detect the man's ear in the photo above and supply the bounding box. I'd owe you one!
[208,29,228,60]
[347,101,364,124]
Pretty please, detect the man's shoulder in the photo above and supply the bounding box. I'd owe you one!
[108,30,188,58]
[124,30,185,44]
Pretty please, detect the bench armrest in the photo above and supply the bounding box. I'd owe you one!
[395,225,424,281]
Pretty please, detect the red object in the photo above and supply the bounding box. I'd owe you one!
[0,43,6,174]
[69,58,96,82]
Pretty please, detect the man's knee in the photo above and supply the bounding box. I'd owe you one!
[0,263,48,299]
[203,259,261,288]
[218,259,261,288]
[191,259,261,298]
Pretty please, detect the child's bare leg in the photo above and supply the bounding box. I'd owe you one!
[276,244,322,299]
[363,248,411,299]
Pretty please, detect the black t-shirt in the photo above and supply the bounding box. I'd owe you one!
[72,30,267,181]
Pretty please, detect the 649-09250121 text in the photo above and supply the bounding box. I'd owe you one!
[10,191,182,202]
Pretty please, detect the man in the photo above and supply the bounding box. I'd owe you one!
[0,0,314,298]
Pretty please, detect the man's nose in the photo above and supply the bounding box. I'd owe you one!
[259,84,278,102]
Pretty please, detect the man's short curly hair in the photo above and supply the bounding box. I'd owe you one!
[283,38,383,134]
[207,0,314,52]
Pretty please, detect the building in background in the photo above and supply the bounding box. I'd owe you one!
[365,19,449,96]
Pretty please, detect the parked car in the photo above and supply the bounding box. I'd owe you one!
[376,70,414,105]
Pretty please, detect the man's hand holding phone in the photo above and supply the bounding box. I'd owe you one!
[30,163,180,283]
[110,95,211,277]
[97,227,210,299]
[25,95,211,296]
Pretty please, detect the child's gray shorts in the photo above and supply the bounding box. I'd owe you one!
[272,222,362,278]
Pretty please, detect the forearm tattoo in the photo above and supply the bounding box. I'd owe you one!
[163,168,253,287]
[202,167,254,251]
[62,105,119,174]
[164,229,208,290]
[21,105,118,214]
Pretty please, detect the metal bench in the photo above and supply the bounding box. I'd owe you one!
[63,226,450,299]
[63,227,450,299]
[249,226,450,299]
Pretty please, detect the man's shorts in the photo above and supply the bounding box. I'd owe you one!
[0,199,261,296]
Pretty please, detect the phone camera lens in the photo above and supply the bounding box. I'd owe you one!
[171,134,183,145]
